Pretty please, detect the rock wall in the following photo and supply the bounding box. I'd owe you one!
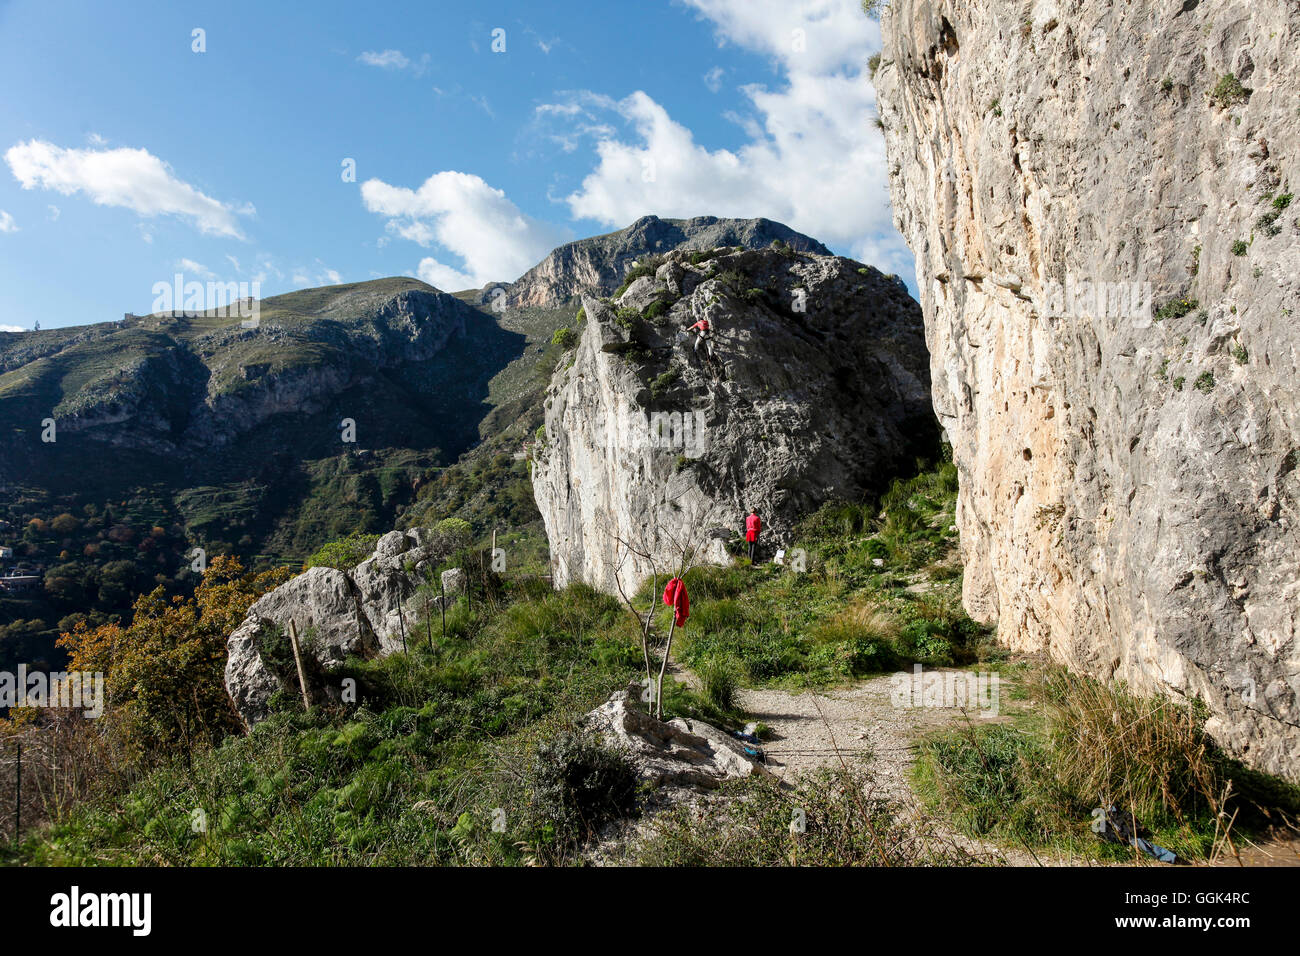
[225,529,446,726]
[878,0,1299,776]
[531,247,933,595]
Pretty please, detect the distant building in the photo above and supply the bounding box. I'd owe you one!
[0,546,13,559]
[0,574,41,593]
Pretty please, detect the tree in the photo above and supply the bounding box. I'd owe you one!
[606,507,705,720]
[59,555,292,767]
[50,512,81,535]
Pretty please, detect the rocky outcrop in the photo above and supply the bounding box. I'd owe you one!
[531,246,933,595]
[498,215,831,309]
[582,684,768,793]
[878,1,1300,776]
[224,528,448,726]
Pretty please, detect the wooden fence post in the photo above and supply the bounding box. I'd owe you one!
[397,591,408,653]
[13,741,20,844]
[287,619,312,713]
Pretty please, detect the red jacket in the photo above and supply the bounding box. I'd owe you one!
[689,318,711,333]
[662,577,690,627]
[745,513,762,542]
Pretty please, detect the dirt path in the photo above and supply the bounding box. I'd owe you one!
[733,671,1069,865]
[737,675,934,802]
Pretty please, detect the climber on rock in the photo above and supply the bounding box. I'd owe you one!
[687,315,714,359]
[744,508,762,564]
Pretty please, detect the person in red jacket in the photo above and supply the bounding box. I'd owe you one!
[745,508,762,563]
[687,316,713,359]
[662,577,690,628]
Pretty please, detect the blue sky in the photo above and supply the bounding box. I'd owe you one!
[0,0,904,331]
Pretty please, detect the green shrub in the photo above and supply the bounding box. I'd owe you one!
[305,532,380,570]
[614,256,665,297]
[636,765,972,866]
[914,669,1300,861]
[643,299,671,321]
[551,327,578,349]
[650,367,680,399]
[528,730,639,850]
[1208,73,1250,109]
[698,655,742,711]
[1153,297,1197,322]
[1231,239,1249,257]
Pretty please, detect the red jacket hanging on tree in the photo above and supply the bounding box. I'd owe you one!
[662,577,690,627]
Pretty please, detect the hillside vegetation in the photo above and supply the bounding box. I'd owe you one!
[9,447,1292,866]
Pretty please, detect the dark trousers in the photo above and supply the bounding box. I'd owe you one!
[747,539,757,562]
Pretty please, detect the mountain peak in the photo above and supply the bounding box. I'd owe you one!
[500,215,832,309]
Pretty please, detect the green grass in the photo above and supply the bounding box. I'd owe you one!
[634,764,974,866]
[911,668,1300,862]
[14,580,646,866]
[668,453,987,688]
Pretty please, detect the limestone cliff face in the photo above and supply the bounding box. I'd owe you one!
[531,247,933,595]
[878,0,1299,776]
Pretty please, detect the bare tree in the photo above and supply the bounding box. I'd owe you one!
[606,503,705,720]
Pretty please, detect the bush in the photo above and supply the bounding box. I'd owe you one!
[614,255,665,297]
[1208,73,1250,109]
[1153,297,1197,322]
[551,327,578,349]
[305,532,380,570]
[917,725,1056,839]
[636,765,974,866]
[698,655,742,711]
[650,367,680,399]
[529,730,639,852]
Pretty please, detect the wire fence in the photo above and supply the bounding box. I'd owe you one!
[0,713,115,844]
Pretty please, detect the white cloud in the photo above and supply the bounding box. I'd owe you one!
[0,324,23,333]
[358,49,429,75]
[361,170,567,289]
[5,140,250,239]
[358,49,409,69]
[538,0,911,278]
[703,66,725,92]
[0,211,16,233]
[46,204,59,221]
[680,0,877,74]
[176,258,216,279]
